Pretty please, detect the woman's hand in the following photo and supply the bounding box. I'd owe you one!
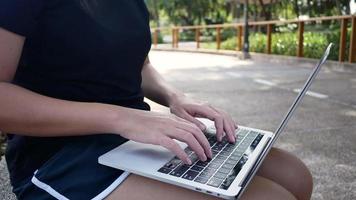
[116,109,212,165]
[169,95,237,143]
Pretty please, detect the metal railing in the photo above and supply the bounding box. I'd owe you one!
[151,15,356,63]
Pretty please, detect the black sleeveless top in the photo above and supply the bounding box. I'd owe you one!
[0,0,151,186]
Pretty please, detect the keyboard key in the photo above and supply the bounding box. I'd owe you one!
[211,158,224,165]
[219,151,232,157]
[216,154,227,160]
[213,172,227,180]
[212,150,219,158]
[225,159,237,165]
[194,176,209,184]
[201,168,216,176]
[220,176,236,190]
[223,145,236,153]
[207,163,220,169]
[238,130,249,137]
[182,170,199,180]
[164,157,182,169]
[189,153,199,163]
[221,163,235,170]
[220,140,229,145]
[229,155,241,161]
[212,145,222,151]
[208,137,217,146]
[207,178,224,188]
[218,167,231,174]
[170,164,190,177]
[195,160,209,167]
[250,131,259,137]
[191,165,204,172]
[232,150,245,157]
[158,167,172,174]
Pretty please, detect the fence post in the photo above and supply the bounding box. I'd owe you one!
[339,18,348,62]
[349,16,356,63]
[266,24,273,54]
[237,26,243,51]
[297,22,304,57]
[172,28,175,48]
[153,29,158,48]
[195,28,201,49]
[216,27,221,50]
[175,28,179,48]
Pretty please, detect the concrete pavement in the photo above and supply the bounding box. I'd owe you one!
[147,51,356,200]
[1,50,355,199]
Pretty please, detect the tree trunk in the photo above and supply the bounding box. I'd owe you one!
[152,0,160,27]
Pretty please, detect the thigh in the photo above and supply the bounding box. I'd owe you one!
[106,174,296,200]
[257,148,313,200]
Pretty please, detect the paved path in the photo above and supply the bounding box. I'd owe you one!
[1,51,355,199]
[147,51,356,200]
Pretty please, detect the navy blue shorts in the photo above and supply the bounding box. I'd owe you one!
[12,136,129,200]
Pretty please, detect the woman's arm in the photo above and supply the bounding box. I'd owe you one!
[141,57,237,143]
[0,27,120,136]
[0,28,211,164]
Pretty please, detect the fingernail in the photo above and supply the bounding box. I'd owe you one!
[187,159,192,165]
[202,155,207,161]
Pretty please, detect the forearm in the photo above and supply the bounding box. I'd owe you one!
[0,82,125,136]
[141,58,184,107]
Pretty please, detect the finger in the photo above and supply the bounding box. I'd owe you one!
[159,137,191,165]
[194,106,224,142]
[168,129,207,162]
[176,120,212,158]
[179,110,206,131]
[220,112,236,142]
[223,117,235,143]
[210,107,236,141]
[225,113,237,138]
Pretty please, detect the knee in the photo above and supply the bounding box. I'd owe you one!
[272,148,313,200]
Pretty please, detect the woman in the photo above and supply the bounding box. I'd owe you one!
[0,0,312,199]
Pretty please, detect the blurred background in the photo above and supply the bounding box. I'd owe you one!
[145,0,356,61]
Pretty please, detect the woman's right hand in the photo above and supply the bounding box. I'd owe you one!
[116,110,212,165]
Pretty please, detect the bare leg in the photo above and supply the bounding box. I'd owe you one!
[106,174,296,200]
[257,148,313,200]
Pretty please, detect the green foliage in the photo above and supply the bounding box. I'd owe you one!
[146,0,351,27]
[180,30,196,41]
[271,33,297,56]
[201,29,345,61]
[150,32,164,44]
[146,0,229,26]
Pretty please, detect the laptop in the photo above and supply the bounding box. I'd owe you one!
[99,43,333,199]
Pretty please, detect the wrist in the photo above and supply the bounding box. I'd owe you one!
[92,103,129,135]
[167,91,186,108]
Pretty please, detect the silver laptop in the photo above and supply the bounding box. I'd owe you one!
[99,43,333,199]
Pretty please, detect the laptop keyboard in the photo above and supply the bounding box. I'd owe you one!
[158,128,264,190]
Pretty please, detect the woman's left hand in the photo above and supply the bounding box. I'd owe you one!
[169,95,237,143]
